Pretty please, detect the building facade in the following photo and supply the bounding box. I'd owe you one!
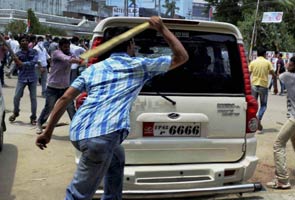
[192,0,211,21]
[0,0,212,35]
[0,0,211,20]
[64,0,109,21]
[0,0,68,15]
[106,0,193,19]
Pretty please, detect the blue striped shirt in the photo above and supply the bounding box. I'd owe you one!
[70,53,171,141]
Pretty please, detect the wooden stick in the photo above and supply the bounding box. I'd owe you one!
[80,21,150,60]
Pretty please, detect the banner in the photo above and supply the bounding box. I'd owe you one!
[262,12,283,23]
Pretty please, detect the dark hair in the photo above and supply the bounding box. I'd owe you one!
[19,35,29,42]
[71,36,80,44]
[290,56,295,63]
[59,38,70,47]
[46,34,52,39]
[29,34,36,42]
[257,47,266,57]
[37,36,44,41]
[103,27,131,53]
[53,37,60,42]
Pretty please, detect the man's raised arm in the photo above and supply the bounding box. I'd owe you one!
[148,16,188,70]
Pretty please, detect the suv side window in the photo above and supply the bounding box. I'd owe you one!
[135,30,244,95]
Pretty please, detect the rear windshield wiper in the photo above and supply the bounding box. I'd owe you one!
[156,91,176,105]
[144,80,176,105]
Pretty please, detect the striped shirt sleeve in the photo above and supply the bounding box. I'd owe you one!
[71,68,88,92]
[143,56,172,79]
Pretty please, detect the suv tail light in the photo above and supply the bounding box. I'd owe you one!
[239,44,258,133]
[87,36,103,66]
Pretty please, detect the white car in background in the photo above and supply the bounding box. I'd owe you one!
[0,82,6,152]
[76,17,262,199]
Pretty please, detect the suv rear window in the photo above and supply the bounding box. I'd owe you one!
[133,29,244,95]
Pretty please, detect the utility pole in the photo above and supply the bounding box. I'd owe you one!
[248,0,260,61]
[133,0,136,17]
[158,0,161,16]
[124,0,128,16]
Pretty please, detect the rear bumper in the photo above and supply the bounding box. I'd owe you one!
[125,155,258,188]
[75,137,258,198]
[95,182,262,199]
[94,155,259,198]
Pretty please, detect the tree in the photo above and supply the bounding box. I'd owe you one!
[4,20,27,35]
[205,0,242,25]
[278,0,295,6]
[243,0,295,51]
[4,9,67,36]
[162,0,179,18]
[27,8,42,34]
[205,0,295,52]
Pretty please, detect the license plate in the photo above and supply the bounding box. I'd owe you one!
[143,122,201,137]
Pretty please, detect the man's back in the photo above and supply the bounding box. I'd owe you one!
[47,49,72,89]
[277,58,285,74]
[249,56,273,87]
[34,44,50,67]
[70,43,85,70]
[69,52,171,141]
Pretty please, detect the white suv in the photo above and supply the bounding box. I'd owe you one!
[76,17,261,198]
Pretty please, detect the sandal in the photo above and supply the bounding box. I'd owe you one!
[266,179,291,189]
[9,113,19,122]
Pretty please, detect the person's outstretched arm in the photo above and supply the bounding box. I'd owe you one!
[35,87,80,150]
[148,16,188,70]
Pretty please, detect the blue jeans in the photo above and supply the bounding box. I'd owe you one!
[13,80,37,120]
[279,79,285,94]
[65,130,127,200]
[36,68,48,97]
[0,61,5,85]
[251,85,268,120]
[37,86,76,125]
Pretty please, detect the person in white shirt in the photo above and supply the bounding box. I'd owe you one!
[5,34,20,78]
[70,36,86,83]
[9,35,20,54]
[34,36,50,97]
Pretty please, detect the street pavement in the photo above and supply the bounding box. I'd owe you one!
[1,76,295,200]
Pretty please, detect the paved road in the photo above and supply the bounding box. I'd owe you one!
[1,77,295,200]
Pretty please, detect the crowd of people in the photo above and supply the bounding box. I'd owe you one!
[0,16,190,200]
[0,33,89,127]
[249,47,295,189]
[249,48,291,135]
[0,33,89,86]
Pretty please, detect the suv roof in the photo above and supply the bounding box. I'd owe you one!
[94,17,243,40]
